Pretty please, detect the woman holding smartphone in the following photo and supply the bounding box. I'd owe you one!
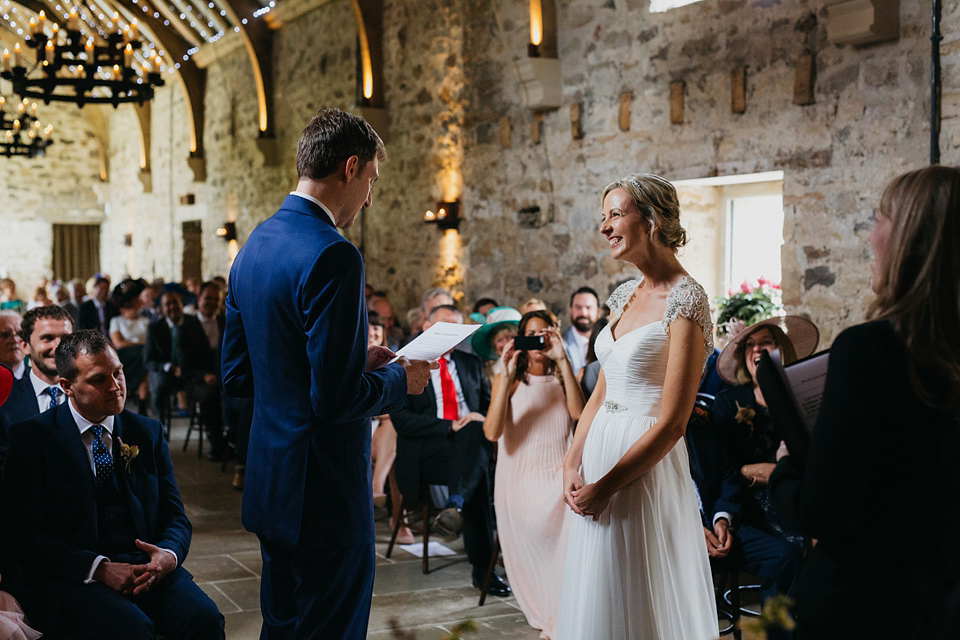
[484,310,585,640]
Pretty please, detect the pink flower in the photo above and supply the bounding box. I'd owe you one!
[740,280,752,293]
[772,283,782,290]
[757,276,772,287]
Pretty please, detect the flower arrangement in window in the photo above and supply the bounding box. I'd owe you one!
[714,277,783,338]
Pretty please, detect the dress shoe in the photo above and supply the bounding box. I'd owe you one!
[431,507,463,537]
[232,468,244,491]
[472,570,511,597]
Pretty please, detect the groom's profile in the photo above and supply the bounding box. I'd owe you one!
[222,108,435,640]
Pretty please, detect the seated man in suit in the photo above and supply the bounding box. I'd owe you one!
[391,304,511,597]
[685,401,803,603]
[0,305,73,466]
[144,292,221,451]
[2,330,224,640]
[77,276,119,336]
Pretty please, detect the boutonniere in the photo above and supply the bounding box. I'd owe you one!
[117,437,139,473]
[734,401,756,433]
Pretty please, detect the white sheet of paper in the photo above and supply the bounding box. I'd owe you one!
[391,322,480,362]
[397,541,457,558]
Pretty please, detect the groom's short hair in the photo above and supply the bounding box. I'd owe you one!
[296,108,385,180]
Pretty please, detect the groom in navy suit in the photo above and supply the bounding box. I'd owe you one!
[222,108,435,640]
[2,330,224,639]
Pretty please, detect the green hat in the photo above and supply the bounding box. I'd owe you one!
[470,307,522,361]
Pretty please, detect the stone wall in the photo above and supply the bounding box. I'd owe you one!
[4,0,959,346]
[0,97,103,292]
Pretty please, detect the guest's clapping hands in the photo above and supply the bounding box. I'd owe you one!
[571,480,612,521]
[398,357,439,394]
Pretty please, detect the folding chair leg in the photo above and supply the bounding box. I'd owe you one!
[478,534,500,606]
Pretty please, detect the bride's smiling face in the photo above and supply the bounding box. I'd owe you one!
[601,188,650,261]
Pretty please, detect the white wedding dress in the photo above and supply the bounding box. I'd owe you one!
[557,276,718,640]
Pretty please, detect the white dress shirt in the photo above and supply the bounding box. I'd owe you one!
[29,369,65,410]
[11,359,25,380]
[428,353,469,420]
[562,325,590,376]
[196,312,220,350]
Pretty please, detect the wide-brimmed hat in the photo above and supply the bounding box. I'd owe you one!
[0,364,13,408]
[470,307,522,361]
[717,315,819,385]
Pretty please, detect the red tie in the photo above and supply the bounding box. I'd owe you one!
[438,357,459,421]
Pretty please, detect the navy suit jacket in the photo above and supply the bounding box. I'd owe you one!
[0,373,42,468]
[2,403,191,585]
[144,315,215,379]
[391,350,490,500]
[77,299,119,334]
[222,194,406,548]
[684,407,742,529]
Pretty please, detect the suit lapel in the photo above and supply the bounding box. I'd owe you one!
[113,414,149,540]
[451,352,479,412]
[55,403,98,527]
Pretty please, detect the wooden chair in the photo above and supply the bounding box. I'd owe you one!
[181,398,205,458]
[711,555,743,639]
[385,483,443,574]
[477,533,504,606]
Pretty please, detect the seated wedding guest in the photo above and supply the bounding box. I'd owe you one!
[0,363,42,640]
[144,292,222,455]
[578,316,608,399]
[406,307,424,337]
[56,283,80,323]
[483,310,584,639]
[369,293,403,350]
[0,312,26,380]
[0,280,25,315]
[78,276,119,337]
[28,286,53,311]
[0,305,73,467]
[518,298,548,315]
[770,166,960,639]
[391,304,510,597]
[685,400,802,604]
[713,315,818,551]
[110,283,150,413]
[469,306,521,381]
[2,331,225,640]
[421,287,454,320]
[139,282,162,323]
[469,297,499,324]
[367,311,413,544]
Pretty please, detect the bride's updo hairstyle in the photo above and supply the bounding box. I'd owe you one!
[602,173,688,252]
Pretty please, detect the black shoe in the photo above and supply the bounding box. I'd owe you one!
[472,570,511,597]
[431,507,463,537]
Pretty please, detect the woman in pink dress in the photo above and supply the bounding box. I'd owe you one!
[484,310,586,639]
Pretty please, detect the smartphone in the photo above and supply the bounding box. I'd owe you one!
[513,335,545,351]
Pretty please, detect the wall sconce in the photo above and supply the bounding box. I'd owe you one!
[424,200,461,231]
[519,0,560,110]
[216,222,237,242]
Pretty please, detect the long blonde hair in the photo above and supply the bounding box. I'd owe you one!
[868,166,960,418]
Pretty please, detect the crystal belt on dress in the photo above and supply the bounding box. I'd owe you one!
[603,400,627,414]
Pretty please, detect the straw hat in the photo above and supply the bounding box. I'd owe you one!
[470,307,522,361]
[0,364,13,408]
[717,316,819,385]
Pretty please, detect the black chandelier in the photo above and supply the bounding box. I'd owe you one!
[1,8,164,107]
[0,95,53,157]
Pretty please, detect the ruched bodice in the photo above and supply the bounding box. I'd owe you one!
[595,321,668,416]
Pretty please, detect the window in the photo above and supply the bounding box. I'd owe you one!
[648,0,704,12]
[674,171,784,300]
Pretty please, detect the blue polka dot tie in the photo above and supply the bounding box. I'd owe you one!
[44,386,61,411]
[90,424,114,487]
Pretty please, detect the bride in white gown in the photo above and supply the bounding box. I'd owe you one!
[557,174,717,640]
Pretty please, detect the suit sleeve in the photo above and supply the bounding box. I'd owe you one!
[392,392,454,440]
[151,425,191,563]
[222,285,254,398]
[143,322,168,373]
[2,422,100,582]
[303,242,406,423]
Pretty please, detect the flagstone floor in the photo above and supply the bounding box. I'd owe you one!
[169,417,736,639]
